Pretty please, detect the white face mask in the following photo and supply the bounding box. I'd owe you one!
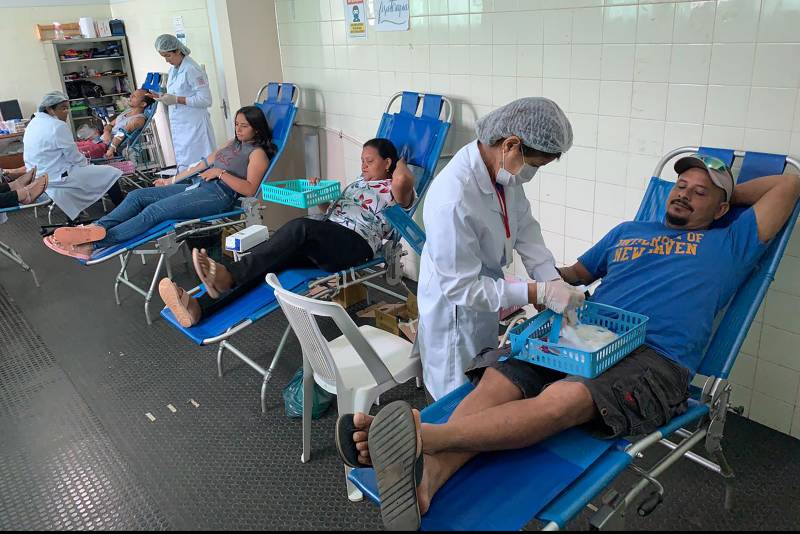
[496,147,538,187]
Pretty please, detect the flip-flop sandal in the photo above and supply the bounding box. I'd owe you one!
[53,225,105,246]
[370,400,424,531]
[192,248,221,298]
[158,278,197,328]
[336,414,369,468]
[42,235,91,261]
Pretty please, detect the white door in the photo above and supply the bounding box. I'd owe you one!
[206,0,235,139]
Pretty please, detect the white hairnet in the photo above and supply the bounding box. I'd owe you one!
[475,97,573,155]
[38,91,69,112]
[154,34,191,56]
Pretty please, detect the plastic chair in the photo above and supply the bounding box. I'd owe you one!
[266,273,422,503]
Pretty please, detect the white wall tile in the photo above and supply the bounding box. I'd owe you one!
[543,45,572,79]
[564,236,592,265]
[594,182,627,216]
[764,290,800,334]
[637,2,676,44]
[714,0,762,43]
[541,230,566,264]
[596,149,630,186]
[492,44,517,76]
[593,212,624,242]
[571,44,602,80]
[773,255,800,296]
[516,10,545,44]
[758,0,800,43]
[598,115,631,151]
[666,84,707,123]
[471,75,493,105]
[743,129,791,154]
[603,5,638,43]
[599,81,634,116]
[631,82,669,120]
[701,125,745,150]
[634,44,672,83]
[543,78,572,110]
[754,360,800,405]
[750,391,794,434]
[492,76,518,105]
[566,177,596,211]
[540,173,567,204]
[517,45,544,77]
[573,7,604,44]
[705,85,750,127]
[540,201,567,234]
[747,87,797,131]
[543,9,573,44]
[792,407,800,439]
[601,44,636,81]
[742,322,763,356]
[708,44,755,86]
[567,147,598,180]
[470,13,493,44]
[569,112,599,148]
[669,44,711,85]
[759,325,800,372]
[565,208,595,242]
[752,44,800,88]
[673,1,716,44]
[663,122,703,152]
[517,76,543,98]
[730,385,753,418]
[629,118,665,155]
[449,14,471,44]
[624,186,646,218]
[570,80,601,113]
[492,12,517,44]
[627,153,660,189]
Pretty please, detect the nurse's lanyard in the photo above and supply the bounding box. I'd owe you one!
[495,184,513,266]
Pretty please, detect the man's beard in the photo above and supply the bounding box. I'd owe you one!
[665,212,689,226]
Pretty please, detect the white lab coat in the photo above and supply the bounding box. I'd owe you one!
[417,141,560,401]
[23,112,121,221]
[166,56,216,172]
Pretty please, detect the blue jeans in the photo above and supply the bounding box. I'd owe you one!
[94,179,238,247]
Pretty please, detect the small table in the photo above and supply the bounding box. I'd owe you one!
[0,132,24,169]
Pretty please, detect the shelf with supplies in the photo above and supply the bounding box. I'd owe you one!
[53,35,135,138]
[68,92,130,102]
[60,56,124,63]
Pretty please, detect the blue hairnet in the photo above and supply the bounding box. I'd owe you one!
[38,91,69,112]
[475,97,573,155]
[154,34,191,56]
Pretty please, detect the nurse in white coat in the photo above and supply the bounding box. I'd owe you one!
[23,91,122,221]
[152,34,216,172]
[418,97,585,401]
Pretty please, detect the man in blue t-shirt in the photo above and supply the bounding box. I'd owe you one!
[335,154,800,530]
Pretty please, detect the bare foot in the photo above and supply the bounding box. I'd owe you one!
[17,175,48,205]
[9,167,35,191]
[192,248,235,297]
[352,412,375,465]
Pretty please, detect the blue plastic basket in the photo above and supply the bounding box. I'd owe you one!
[261,179,341,209]
[507,302,649,378]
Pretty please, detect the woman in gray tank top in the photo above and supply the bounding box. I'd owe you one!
[44,106,277,259]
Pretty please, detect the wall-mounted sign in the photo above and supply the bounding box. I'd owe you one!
[344,0,367,40]
[376,0,409,32]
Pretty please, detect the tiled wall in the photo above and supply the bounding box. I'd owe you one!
[275,0,800,437]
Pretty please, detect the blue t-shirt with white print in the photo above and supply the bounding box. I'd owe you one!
[578,208,768,374]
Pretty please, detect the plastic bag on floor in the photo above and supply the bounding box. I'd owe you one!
[283,367,335,419]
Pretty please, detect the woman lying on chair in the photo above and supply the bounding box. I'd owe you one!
[42,105,275,260]
[159,137,415,328]
[0,167,48,209]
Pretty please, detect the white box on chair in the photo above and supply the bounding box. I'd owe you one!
[225,225,269,253]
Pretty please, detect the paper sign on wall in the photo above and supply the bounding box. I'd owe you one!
[173,16,187,47]
[344,0,367,40]
[376,0,409,32]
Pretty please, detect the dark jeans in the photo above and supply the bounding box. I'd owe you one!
[107,181,124,206]
[197,218,374,316]
[0,183,16,209]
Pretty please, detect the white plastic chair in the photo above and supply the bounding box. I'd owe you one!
[266,273,422,502]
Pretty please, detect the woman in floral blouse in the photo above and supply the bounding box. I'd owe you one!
[159,138,415,327]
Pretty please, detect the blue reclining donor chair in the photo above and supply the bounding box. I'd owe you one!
[0,193,52,287]
[348,146,800,530]
[81,82,300,324]
[160,91,452,413]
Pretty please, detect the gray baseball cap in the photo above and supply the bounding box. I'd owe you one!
[674,153,734,202]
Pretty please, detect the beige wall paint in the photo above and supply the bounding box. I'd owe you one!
[0,3,112,117]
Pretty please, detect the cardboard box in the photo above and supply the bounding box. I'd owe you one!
[373,292,419,342]
[333,283,368,308]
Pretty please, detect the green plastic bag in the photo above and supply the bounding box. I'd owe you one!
[283,367,335,419]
